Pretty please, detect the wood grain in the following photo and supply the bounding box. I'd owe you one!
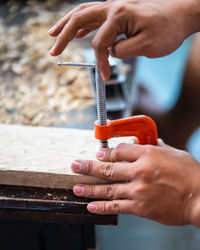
[0,124,134,189]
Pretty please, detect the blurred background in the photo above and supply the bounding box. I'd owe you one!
[1,0,200,249]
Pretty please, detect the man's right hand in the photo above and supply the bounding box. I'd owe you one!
[49,0,200,81]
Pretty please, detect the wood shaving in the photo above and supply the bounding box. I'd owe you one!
[0,1,94,126]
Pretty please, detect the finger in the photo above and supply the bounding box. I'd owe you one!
[49,2,101,36]
[71,160,132,181]
[73,183,129,200]
[75,29,91,38]
[109,33,147,59]
[92,18,119,81]
[50,6,105,56]
[49,11,74,37]
[96,143,143,162]
[87,200,134,214]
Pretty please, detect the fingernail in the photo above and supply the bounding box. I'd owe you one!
[49,46,55,56]
[101,72,107,81]
[73,185,84,195]
[87,203,98,212]
[48,25,56,34]
[71,161,82,172]
[96,150,106,159]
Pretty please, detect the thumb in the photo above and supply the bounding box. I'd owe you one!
[96,143,143,162]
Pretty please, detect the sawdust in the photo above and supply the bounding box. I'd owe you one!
[0,0,94,126]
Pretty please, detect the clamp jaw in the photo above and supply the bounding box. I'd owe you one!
[57,61,158,147]
[95,115,158,146]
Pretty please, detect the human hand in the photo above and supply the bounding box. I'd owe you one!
[71,139,200,227]
[49,0,200,81]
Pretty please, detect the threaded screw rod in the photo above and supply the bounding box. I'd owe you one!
[57,61,108,148]
[95,65,108,148]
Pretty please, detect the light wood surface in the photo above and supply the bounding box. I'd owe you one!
[0,124,134,189]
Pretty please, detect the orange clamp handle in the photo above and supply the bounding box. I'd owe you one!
[95,115,158,145]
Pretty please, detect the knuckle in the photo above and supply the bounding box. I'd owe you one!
[100,163,115,179]
[85,160,93,174]
[77,3,88,10]
[104,185,115,199]
[91,38,101,50]
[134,147,161,180]
[144,145,158,158]
[107,201,121,214]
[112,143,126,161]
[70,12,81,25]
[56,33,62,42]
[112,2,126,15]
[134,183,148,194]
[134,164,153,180]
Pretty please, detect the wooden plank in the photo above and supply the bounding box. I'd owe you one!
[0,124,134,190]
[0,124,101,189]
